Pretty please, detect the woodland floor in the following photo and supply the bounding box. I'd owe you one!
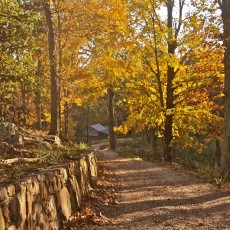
[66,147,230,230]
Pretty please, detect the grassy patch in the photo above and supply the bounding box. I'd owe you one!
[116,148,134,158]
[38,142,93,163]
[0,142,93,185]
[116,148,143,160]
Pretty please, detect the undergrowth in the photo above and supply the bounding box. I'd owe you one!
[38,142,92,164]
[0,142,92,184]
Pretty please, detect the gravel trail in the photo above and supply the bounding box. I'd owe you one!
[94,149,230,230]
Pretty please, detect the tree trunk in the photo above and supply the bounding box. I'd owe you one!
[35,60,42,130]
[107,87,116,150]
[221,0,230,174]
[57,0,63,138]
[163,0,176,162]
[64,102,69,140]
[149,128,158,160]
[86,106,89,143]
[20,83,27,126]
[43,0,60,136]
[216,139,221,166]
[164,113,173,161]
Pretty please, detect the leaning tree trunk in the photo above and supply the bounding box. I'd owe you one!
[163,0,176,162]
[220,0,230,174]
[107,87,116,150]
[43,0,60,136]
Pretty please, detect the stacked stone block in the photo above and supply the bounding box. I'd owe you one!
[0,151,98,230]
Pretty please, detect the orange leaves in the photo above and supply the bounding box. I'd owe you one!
[63,205,106,229]
[110,0,224,150]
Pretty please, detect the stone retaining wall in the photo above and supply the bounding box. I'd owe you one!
[0,151,98,230]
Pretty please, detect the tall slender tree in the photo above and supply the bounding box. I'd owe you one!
[43,0,60,136]
[164,0,179,161]
[107,87,116,150]
[218,0,230,174]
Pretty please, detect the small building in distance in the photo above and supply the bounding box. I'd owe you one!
[88,123,109,137]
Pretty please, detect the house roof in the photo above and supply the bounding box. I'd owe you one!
[91,123,109,135]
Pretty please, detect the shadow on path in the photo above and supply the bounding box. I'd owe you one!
[95,149,230,230]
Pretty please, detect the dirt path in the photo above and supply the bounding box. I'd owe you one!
[94,149,230,230]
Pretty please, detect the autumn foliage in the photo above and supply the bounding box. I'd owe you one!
[0,0,225,161]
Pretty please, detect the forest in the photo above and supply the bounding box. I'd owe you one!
[0,0,230,177]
